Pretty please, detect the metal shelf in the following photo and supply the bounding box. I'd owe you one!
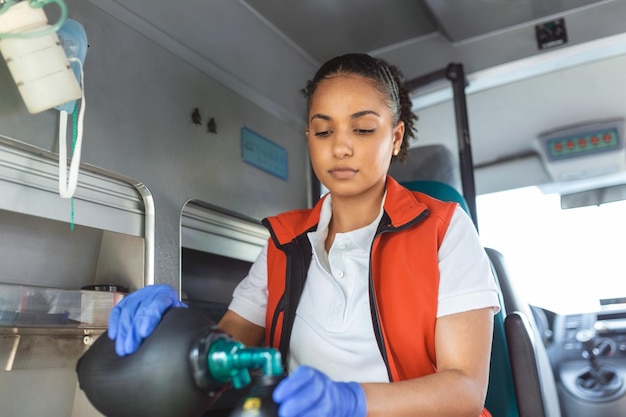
[0,325,106,336]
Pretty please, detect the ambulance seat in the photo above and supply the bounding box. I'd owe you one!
[486,248,562,417]
[401,180,560,417]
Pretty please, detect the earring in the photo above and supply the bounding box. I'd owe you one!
[393,148,400,156]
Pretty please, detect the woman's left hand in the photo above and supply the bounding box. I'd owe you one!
[273,365,367,417]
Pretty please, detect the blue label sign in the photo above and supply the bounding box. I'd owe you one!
[241,127,288,180]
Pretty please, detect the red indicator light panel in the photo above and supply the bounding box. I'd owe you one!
[547,128,619,160]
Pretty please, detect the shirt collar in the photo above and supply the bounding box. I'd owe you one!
[308,192,386,253]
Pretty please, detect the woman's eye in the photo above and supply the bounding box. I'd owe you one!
[355,128,375,135]
[314,130,332,137]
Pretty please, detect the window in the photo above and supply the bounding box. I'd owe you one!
[477,186,626,314]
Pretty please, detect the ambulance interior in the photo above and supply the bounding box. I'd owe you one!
[1,1,626,416]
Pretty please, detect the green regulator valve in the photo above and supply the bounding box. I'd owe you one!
[189,327,284,391]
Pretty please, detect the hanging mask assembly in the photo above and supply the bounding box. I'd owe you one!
[0,0,80,113]
[76,307,285,417]
[0,0,88,212]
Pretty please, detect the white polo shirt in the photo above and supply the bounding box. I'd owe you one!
[228,195,500,382]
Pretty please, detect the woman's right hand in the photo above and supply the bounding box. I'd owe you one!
[107,284,187,356]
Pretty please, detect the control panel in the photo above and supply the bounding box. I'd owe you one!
[557,311,626,360]
[535,119,626,182]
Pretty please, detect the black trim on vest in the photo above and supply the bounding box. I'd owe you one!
[369,209,430,381]
[369,212,394,381]
[268,293,285,349]
[263,219,315,370]
[278,234,313,364]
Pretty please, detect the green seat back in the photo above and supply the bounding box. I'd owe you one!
[401,180,519,417]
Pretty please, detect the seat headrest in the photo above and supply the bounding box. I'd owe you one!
[401,180,470,215]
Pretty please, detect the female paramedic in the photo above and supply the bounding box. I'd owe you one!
[108,53,501,417]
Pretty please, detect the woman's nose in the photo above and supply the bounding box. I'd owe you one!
[332,133,353,159]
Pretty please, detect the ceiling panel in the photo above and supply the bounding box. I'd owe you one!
[424,0,608,41]
[242,0,437,63]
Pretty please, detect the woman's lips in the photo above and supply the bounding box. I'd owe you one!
[329,167,358,179]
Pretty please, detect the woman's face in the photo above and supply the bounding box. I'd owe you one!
[307,74,404,200]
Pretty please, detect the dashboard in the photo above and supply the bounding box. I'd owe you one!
[540,306,626,417]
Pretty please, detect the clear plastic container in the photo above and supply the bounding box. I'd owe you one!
[0,283,125,328]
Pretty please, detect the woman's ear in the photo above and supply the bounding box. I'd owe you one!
[393,121,405,150]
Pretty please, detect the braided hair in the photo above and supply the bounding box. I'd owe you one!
[303,53,418,163]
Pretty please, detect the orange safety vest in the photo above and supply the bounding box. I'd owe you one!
[262,176,491,417]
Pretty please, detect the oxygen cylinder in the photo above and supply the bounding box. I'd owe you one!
[0,1,82,113]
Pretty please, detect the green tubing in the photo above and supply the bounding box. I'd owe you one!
[208,338,284,389]
[0,0,67,38]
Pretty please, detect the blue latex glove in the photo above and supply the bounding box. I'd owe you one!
[107,284,187,356]
[273,366,367,417]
